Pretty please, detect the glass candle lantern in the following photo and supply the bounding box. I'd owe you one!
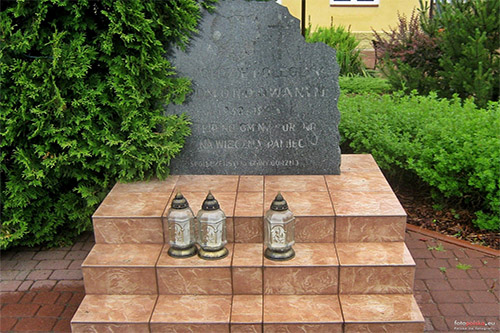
[166,192,197,258]
[196,192,229,260]
[264,192,296,261]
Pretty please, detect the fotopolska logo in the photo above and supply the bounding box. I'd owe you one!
[454,320,497,331]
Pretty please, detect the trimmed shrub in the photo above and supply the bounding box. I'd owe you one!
[306,25,368,76]
[339,92,500,231]
[339,76,392,95]
[0,0,211,249]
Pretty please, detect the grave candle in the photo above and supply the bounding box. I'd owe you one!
[166,192,197,258]
[196,192,229,260]
[264,192,296,261]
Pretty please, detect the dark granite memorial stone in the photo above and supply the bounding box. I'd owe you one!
[167,0,341,174]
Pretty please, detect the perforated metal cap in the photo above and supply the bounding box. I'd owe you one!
[202,191,220,210]
[270,192,288,211]
[171,192,189,209]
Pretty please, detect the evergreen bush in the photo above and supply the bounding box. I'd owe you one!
[306,25,368,76]
[422,0,500,107]
[0,0,211,249]
[339,92,500,231]
[374,0,500,107]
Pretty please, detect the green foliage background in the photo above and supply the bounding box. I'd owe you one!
[2,0,498,250]
[306,25,368,76]
[339,90,500,231]
[374,0,499,107]
[0,0,214,249]
[373,11,442,95]
[339,76,392,95]
[424,0,500,107]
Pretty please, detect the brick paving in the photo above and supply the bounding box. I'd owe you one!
[0,229,498,332]
[1,232,91,332]
[405,231,500,332]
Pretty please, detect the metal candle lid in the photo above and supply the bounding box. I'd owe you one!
[270,192,288,211]
[171,192,189,209]
[202,191,220,210]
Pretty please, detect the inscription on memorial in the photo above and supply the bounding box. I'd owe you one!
[167,0,341,174]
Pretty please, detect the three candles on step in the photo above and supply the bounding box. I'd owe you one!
[166,191,295,261]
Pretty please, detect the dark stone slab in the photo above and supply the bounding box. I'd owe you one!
[167,0,341,175]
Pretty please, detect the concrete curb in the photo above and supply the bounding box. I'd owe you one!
[406,223,499,257]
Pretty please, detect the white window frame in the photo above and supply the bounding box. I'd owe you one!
[330,0,380,6]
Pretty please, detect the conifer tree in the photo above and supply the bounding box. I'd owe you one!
[0,0,212,249]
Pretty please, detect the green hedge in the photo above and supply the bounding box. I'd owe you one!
[0,0,214,249]
[339,76,392,95]
[339,92,500,231]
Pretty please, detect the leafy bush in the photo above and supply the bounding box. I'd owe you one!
[339,92,500,231]
[0,0,211,249]
[374,0,500,107]
[373,11,442,95]
[339,76,392,95]
[306,25,368,76]
[422,0,500,107]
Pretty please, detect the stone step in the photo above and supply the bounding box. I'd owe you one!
[71,294,424,332]
[262,294,343,332]
[156,242,341,295]
[91,178,176,244]
[81,243,162,295]
[92,156,406,245]
[341,294,425,332]
[156,243,235,295]
[82,242,414,296]
[337,242,416,294]
[262,243,338,295]
[71,294,157,332]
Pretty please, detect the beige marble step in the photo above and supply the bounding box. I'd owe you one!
[82,242,413,296]
[91,155,407,245]
[341,294,425,332]
[150,294,233,332]
[262,243,339,295]
[263,294,343,332]
[71,294,157,332]
[81,243,162,295]
[337,242,416,294]
[156,244,235,295]
[82,243,341,296]
[71,294,256,333]
[71,294,424,332]
[156,242,340,295]
[91,178,176,244]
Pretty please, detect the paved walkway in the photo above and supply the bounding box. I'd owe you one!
[1,230,498,332]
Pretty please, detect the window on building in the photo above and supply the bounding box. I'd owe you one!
[330,0,380,6]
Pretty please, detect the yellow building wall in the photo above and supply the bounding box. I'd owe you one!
[280,0,420,48]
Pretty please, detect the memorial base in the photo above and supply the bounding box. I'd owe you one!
[71,155,424,332]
